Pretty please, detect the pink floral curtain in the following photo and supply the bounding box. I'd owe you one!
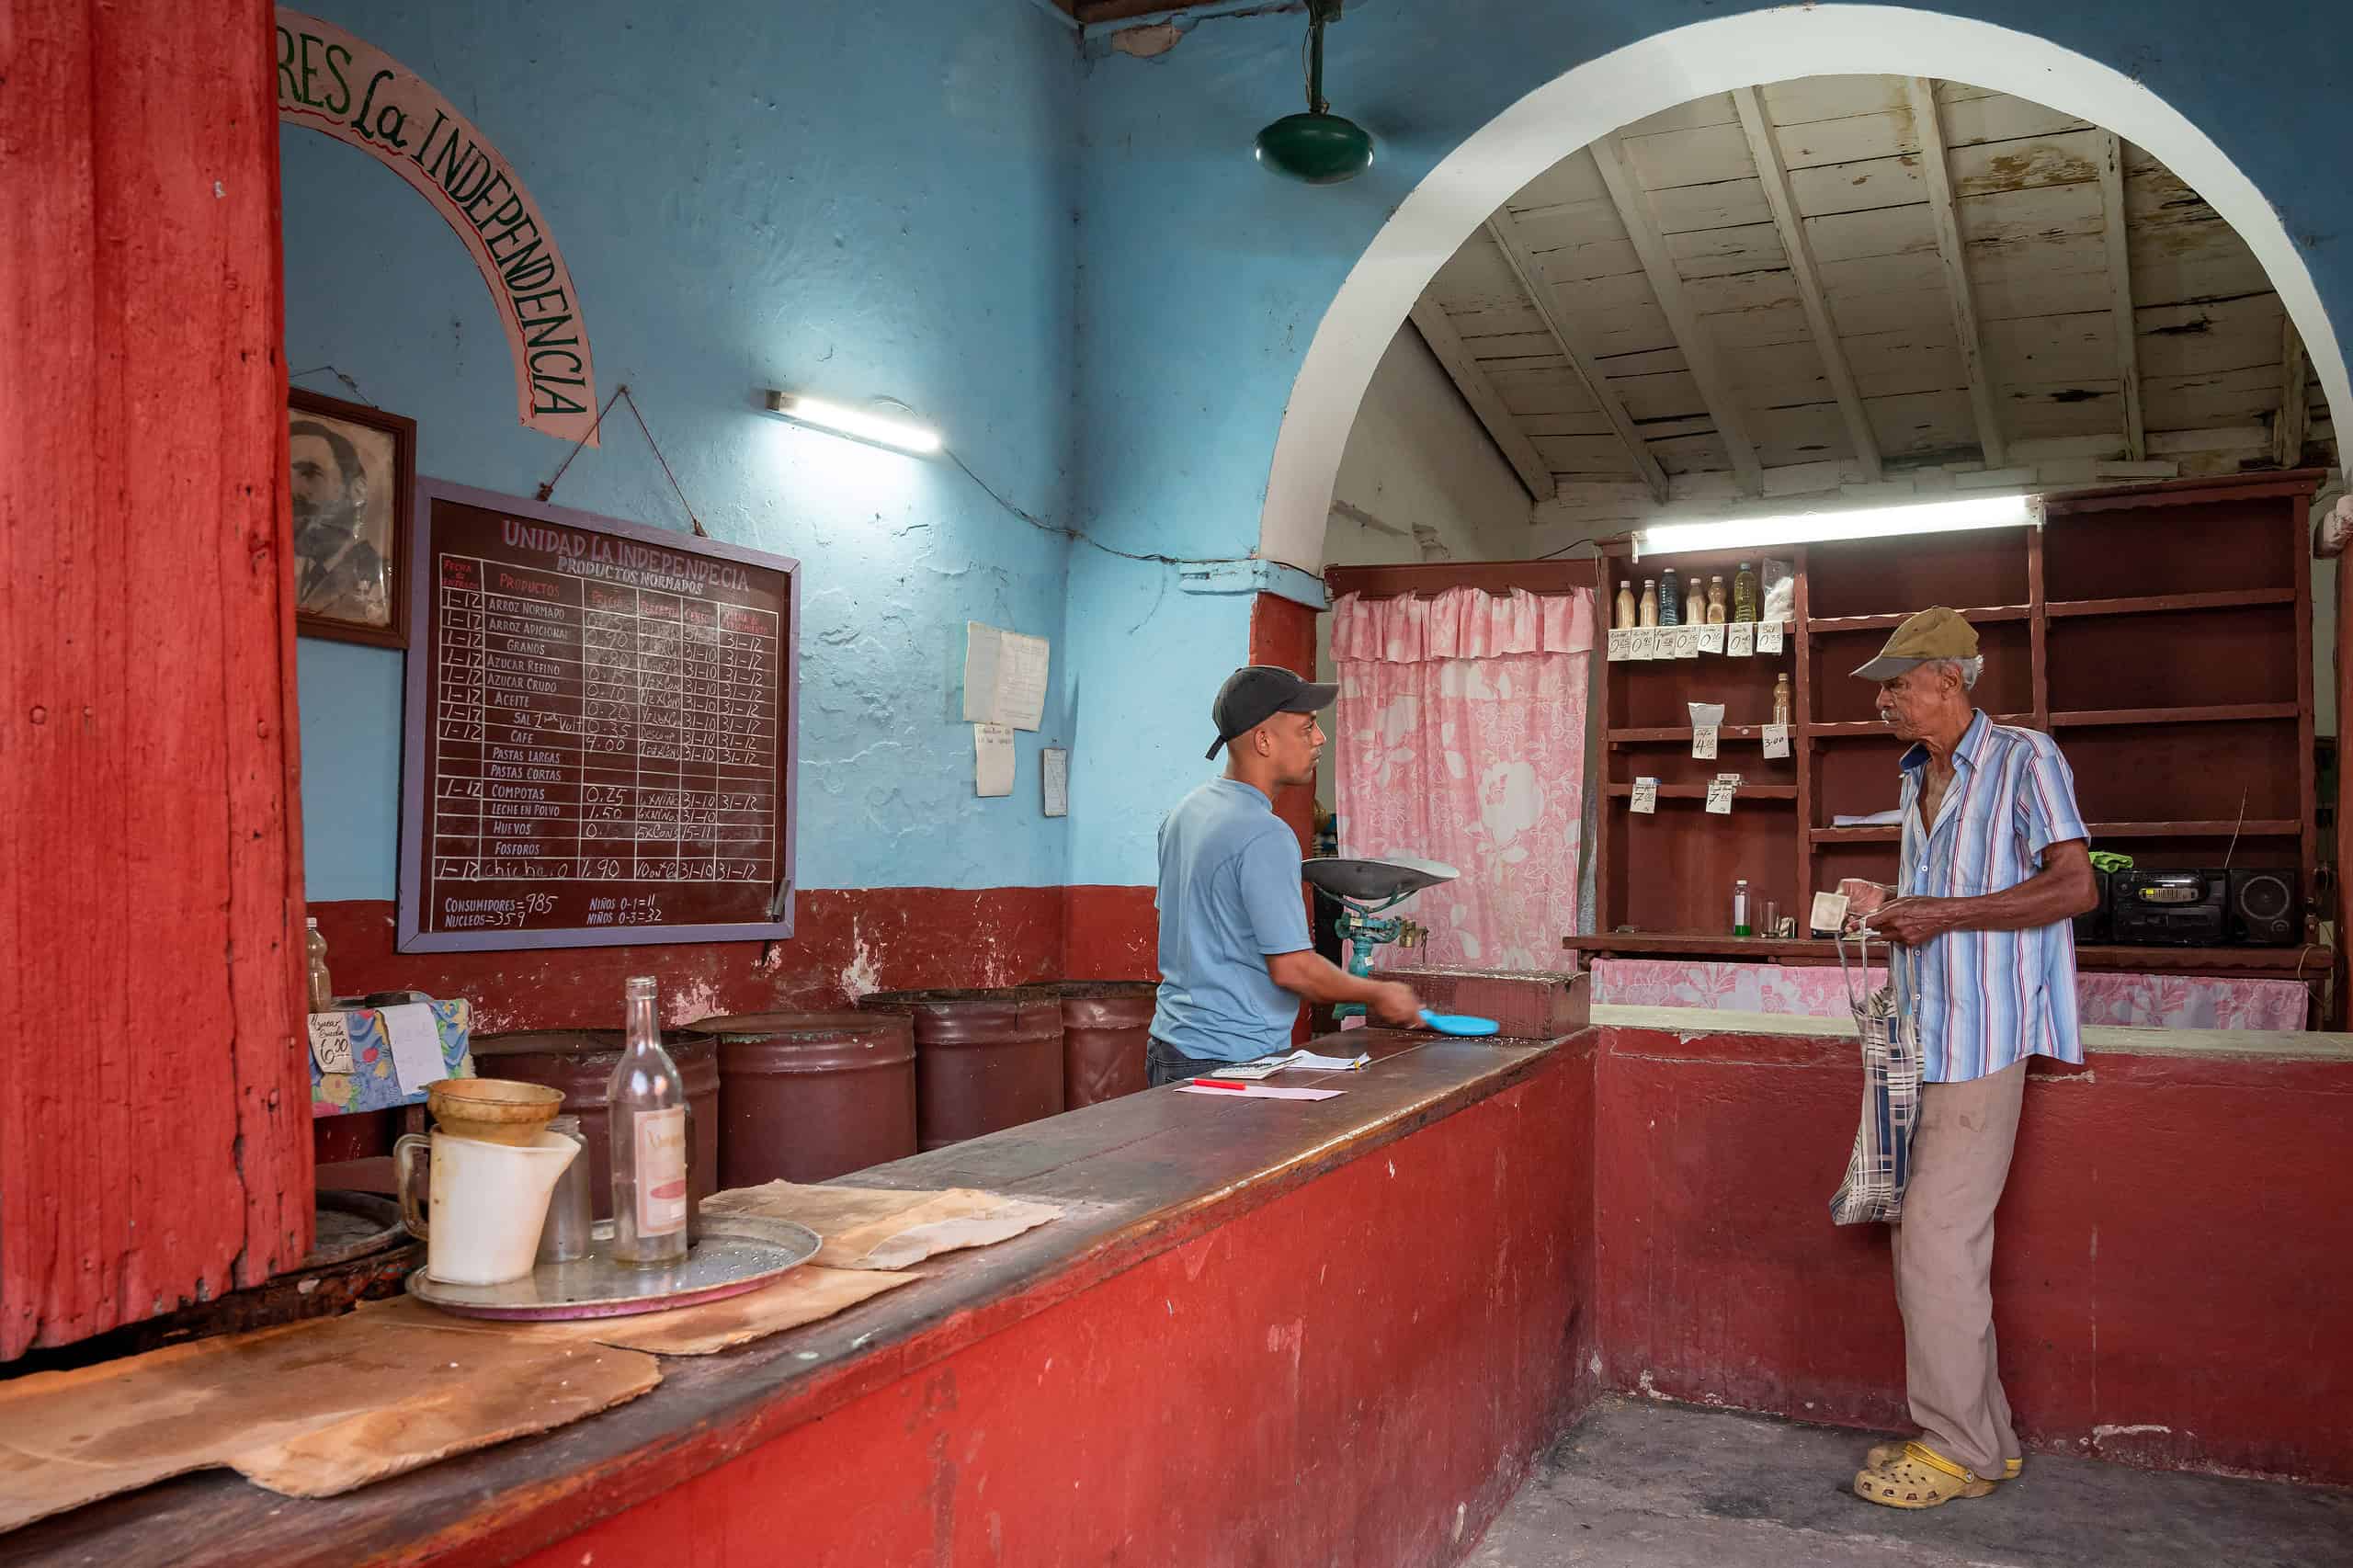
[1331,586,1593,973]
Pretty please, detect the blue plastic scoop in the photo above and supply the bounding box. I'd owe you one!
[1420,1008,1499,1037]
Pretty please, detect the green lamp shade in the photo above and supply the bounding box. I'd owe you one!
[1254,111,1374,184]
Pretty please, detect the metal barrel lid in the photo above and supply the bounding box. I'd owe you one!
[857,986,1063,1047]
[692,1010,915,1072]
[471,1027,717,1062]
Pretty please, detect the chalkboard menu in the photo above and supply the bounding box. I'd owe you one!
[396,480,799,951]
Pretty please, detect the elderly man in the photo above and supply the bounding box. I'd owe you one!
[1842,608,2100,1510]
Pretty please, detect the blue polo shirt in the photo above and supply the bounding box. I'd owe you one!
[1150,778,1313,1062]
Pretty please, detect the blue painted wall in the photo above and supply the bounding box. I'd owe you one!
[288,0,1081,900]
[1063,0,2353,884]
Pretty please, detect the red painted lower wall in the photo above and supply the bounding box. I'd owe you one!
[1594,1027,2353,1483]
[512,1043,1598,1568]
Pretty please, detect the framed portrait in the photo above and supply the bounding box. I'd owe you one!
[290,389,414,649]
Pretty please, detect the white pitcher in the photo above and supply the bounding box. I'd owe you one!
[395,1130,581,1285]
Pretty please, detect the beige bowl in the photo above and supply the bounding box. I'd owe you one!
[426,1077,563,1146]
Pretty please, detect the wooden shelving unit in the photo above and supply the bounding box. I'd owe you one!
[1588,471,2329,987]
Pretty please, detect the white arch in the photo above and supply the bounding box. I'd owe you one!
[1261,5,2350,568]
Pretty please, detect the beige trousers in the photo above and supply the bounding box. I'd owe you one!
[1889,1058,2029,1478]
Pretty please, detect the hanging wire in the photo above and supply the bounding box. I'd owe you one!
[942,446,1281,574]
[535,382,708,538]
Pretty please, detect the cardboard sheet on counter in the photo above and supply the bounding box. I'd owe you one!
[702,1181,1063,1270]
[0,1312,659,1532]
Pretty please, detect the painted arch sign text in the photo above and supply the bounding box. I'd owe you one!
[275,10,598,445]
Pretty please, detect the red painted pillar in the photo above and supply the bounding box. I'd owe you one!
[1251,591,1324,1041]
[1,0,311,1356]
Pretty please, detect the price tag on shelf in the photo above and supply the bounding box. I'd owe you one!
[1696,623,1725,654]
[1692,724,1719,760]
[1705,778,1736,814]
[1630,778,1658,814]
[1608,628,1632,662]
[1758,620,1785,654]
[1633,627,1664,660]
[1673,626,1701,659]
[1762,723,1790,759]
[1727,622,1756,657]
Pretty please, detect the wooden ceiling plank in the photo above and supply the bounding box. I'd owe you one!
[1733,85,1882,483]
[1905,75,2008,467]
[1586,134,1766,495]
[1481,210,1671,504]
[2097,131,2146,460]
[1407,300,1557,503]
[2276,313,2310,469]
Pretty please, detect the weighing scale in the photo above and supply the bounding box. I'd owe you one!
[1302,853,1459,1021]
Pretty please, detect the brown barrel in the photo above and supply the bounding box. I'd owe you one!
[858,988,1063,1150]
[693,1011,917,1186]
[469,1028,720,1222]
[1054,981,1156,1108]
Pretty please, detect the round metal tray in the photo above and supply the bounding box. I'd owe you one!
[405,1213,820,1321]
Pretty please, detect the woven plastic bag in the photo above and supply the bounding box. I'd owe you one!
[1829,930,1921,1225]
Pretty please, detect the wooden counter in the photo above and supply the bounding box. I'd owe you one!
[9,1032,1593,1568]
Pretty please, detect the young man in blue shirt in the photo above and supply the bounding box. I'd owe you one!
[1146,666,1423,1085]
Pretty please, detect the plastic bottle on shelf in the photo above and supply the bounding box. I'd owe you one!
[1659,568,1682,626]
[1615,579,1638,630]
[1638,579,1659,627]
[305,917,334,1014]
[1733,562,1758,623]
[1732,879,1753,938]
[1685,578,1706,626]
[1706,576,1727,624]
[1772,673,1793,727]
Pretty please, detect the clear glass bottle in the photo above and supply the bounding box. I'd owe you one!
[608,976,690,1266]
[1615,579,1638,630]
[1706,575,1727,624]
[1732,878,1752,938]
[1638,579,1659,627]
[305,917,334,1013]
[1772,673,1793,727]
[1659,567,1682,626]
[1732,562,1758,623]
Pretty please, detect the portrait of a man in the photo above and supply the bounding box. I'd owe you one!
[289,391,411,646]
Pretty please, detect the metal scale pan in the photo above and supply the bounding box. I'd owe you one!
[1301,854,1458,907]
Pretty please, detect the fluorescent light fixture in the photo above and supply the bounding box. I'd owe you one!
[763,389,941,456]
[1633,494,2038,558]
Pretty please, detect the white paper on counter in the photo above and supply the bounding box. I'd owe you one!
[974,723,1015,798]
[961,622,1049,731]
[1758,620,1785,654]
[1763,723,1790,759]
[1176,1084,1345,1101]
[1041,746,1069,817]
[381,1003,446,1093]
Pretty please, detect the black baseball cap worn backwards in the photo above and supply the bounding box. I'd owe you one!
[1206,665,1338,759]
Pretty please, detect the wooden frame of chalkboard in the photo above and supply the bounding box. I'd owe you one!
[395,479,800,952]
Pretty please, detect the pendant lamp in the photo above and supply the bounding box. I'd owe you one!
[1254,0,1373,185]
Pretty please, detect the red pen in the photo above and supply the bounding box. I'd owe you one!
[1188,1077,1248,1090]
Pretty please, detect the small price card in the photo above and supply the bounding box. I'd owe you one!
[1758,620,1785,654]
[1727,622,1756,657]
[1762,723,1790,759]
[1636,627,1667,660]
[1631,778,1658,814]
[308,1013,356,1074]
[1675,626,1703,659]
[1696,623,1725,654]
[1692,724,1720,760]
[1608,628,1633,662]
[1705,778,1736,814]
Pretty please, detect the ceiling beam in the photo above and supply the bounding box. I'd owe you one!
[1731,86,1881,484]
[1587,135,1764,496]
[2096,131,2146,461]
[1904,76,2006,470]
[1405,300,1556,504]
[2277,314,2310,469]
[1479,211,1670,504]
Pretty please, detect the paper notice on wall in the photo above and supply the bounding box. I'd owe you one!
[1696,624,1725,654]
[308,1014,356,1074]
[975,723,1015,798]
[962,622,1050,731]
[1762,723,1790,759]
[1608,629,1633,662]
[1757,620,1785,654]
[1727,622,1756,657]
[1630,778,1658,814]
[1692,724,1719,760]
[1041,746,1069,817]
[381,1003,447,1094]
[1705,778,1735,814]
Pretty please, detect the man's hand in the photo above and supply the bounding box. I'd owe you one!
[1865,896,1957,946]
[1368,982,1422,1028]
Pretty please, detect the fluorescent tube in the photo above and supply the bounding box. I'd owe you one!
[1633,494,2036,558]
[763,390,941,456]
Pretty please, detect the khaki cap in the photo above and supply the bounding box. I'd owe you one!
[1851,607,1979,681]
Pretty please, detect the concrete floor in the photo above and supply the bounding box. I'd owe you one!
[1469,1400,2353,1567]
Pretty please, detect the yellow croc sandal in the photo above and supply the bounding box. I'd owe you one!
[1866,1440,2020,1492]
[1853,1442,1986,1509]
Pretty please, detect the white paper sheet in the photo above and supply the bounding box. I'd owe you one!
[1608,629,1632,662]
[1176,1084,1345,1101]
[1697,624,1725,654]
[974,723,1015,798]
[961,622,1050,731]
[1757,620,1785,654]
[1705,779,1735,814]
[1041,746,1068,817]
[381,1003,446,1094]
[308,1014,355,1074]
[1692,725,1719,760]
[1762,723,1790,759]
[1631,778,1658,814]
[1727,623,1756,657]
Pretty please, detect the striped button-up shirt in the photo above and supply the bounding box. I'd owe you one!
[1895,710,2091,1082]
